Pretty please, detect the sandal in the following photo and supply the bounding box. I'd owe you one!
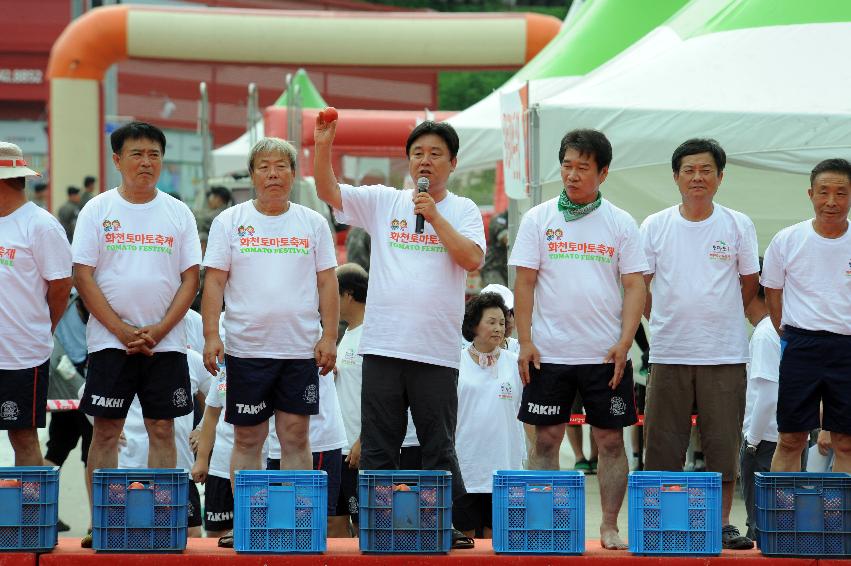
[80,529,93,549]
[573,459,591,472]
[451,528,474,549]
[218,531,234,548]
[589,459,598,475]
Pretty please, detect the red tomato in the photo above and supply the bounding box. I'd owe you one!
[128,481,145,490]
[0,479,21,488]
[320,106,338,123]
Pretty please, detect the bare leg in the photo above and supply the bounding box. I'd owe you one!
[770,432,808,471]
[592,426,628,550]
[86,418,124,516]
[327,515,352,538]
[144,418,176,468]
[566,425,585,463]
[205,529,230,538]
[722,480,735,526]
[230,420,268,488]
[531,423,566,470]
[274,410,311,470]
[9,429,43,466]
[831,432,851,473]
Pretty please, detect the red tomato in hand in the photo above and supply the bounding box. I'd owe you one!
[320,107,338,123]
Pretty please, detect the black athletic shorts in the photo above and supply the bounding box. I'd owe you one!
[267,448,342,516]
[0,360,49,429]
[225,356,319,426]
[452,493,493,531]
[518,361,637,428]
[778,326,851,435]
[204,474,234,532]
[81,350,192,420]
[337,462,359,522]
[44,410,93,465]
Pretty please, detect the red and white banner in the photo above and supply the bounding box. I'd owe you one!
[500,83,529,199]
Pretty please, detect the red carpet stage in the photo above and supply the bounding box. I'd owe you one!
[27,538,827,565]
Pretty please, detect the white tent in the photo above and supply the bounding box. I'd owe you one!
[535,0,851,249]
[212,121,263,177]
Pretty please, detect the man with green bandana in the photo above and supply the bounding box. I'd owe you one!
[510,129,647,550]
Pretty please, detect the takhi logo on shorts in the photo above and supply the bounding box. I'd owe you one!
[236,225,310,256]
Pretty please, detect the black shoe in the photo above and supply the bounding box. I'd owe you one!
[451,528,474,549]
[80,529,93,549]
[57,518,71,532]
[218,530,234,548]
[722,524,754,550]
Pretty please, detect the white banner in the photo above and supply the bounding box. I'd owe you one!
[500,84,529,199]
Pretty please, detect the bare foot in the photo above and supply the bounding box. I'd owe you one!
[600,525,628,550]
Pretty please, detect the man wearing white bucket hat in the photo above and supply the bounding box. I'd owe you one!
[0,142,73,465]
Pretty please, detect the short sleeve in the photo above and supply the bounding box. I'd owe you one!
[71,200,101,267]
[313,213,338,272]
[639,218,656,275]
[508,210,541,270]
[179,205,202,273]
[738,216,760,276]
[33,218,72,281]
[457,197,486,255]
[336,184,396,234]
[205,374,224,408]
[202,214,231,271]
[750,329,781,383]
[617,215,649,275]
[760,232,785,289]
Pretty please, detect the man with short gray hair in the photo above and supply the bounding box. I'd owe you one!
[202,137,339,489]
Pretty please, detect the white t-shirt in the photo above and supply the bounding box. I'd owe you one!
[641,204,760,364]
[0,203,72,369]
[402,411,419,448]
[205,368,234,480]
[761,219,851,335]
[72,189,201,354]
[335,185,486,369]
[183,309,204,353]
[119,349,211,470]
[267,371,348,458]
[742,317,781,444]
[509,198,647,364]
[455,350,525,493]
[336,324,363,454]
[203,201,337,359]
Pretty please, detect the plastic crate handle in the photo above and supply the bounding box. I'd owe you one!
[660,483,687,493]
[795,485,823,496]
[526,483,553,493]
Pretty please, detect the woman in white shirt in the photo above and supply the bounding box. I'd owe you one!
[454,292,525,540]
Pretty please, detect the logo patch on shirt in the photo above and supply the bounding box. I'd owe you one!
[0,246,16,267]
[236,225,310,255]
[846,259,851,277]
[547,238,615,263]
[237,225,256,237]
[544,228,564,241]
[498,381,513,400]
[387,222,446,253]
[102,219,122,232]
[709,240,732,261]
[1,401,19,421]
[390,218,408,232]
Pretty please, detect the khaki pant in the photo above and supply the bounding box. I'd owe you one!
[643,364,746,481]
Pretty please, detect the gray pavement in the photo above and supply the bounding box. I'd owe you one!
[0,419,748,542]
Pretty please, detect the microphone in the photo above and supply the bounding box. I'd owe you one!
[415,176,429,234]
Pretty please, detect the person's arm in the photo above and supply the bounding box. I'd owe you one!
[201,267,228,374]
[414,194,483,271]
[741,272,760,310]
[643,273,654,320]
[191,404,222,484]
[314,267,340,376]
[345,437,361,469]
[764,287,783,335]
[131,265,200,351]
[46,277,72,332]
[604,272,646,389]
[313,115,343,211]
[744,376,778,446]
[514,266,540,385]
[74,264,152,355]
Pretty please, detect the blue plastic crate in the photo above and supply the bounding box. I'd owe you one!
[628,471,721,555]
[92,468,188,552]
[234,470,327,554]
[359,470,452,553]
[492,470,584,554]
[755,472,851,556]
[0,466,59,552]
